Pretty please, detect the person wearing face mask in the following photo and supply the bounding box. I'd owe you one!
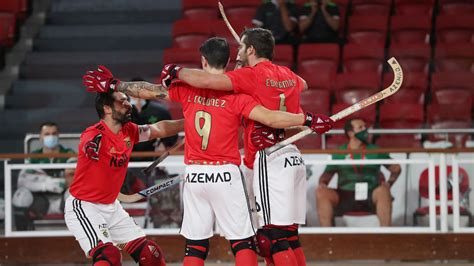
[12,122,76,230]
[298,0,340,43]
[315,118,401,227]
[253,0,299,44]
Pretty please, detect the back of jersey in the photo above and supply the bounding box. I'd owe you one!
[225,61,304,168]
[169,81,258,166]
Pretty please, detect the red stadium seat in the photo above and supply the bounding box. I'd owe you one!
[342,44,385,74]
[297,43,340,77]
[0,0,28,20]
[162,47,201,68]
[379,103,424,129]
[383,72,427,104]
[331,103,376,129]
[428,103,471,123]
[172,19,212,48]
[434,44,474,73]
[273,44,294,69]
[436,15,474,44]
[211,19,253,47]
[439,0,474,15]
[347,15,388,45]
[224,7,256,22]
[376,135,422,148]
[334,72,380,104]
[394,0,435,15]
[432,89,472,106]
[351,0,391,16]
[388,44,431,74]
[299,89,331,115]
[431,72,474,96]
[0,12,16,47]
[219,0,260,8]
[298,69,334,91]
[390,15,431,44]
[182,0,217,20]
[294,133,322,150]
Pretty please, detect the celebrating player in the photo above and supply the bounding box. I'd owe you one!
[64,90,184,266]
[83,36,330,266]
[158,28,334,266]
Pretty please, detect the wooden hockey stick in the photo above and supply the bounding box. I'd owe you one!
[218,1,241,44]
[141,138,184,177]
[118,175,182,203]
[265,57,404,155]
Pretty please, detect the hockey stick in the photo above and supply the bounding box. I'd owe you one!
[218,1,241,44]
[141,138,184,177]
[118,175,182,203]
[265,57,404,155]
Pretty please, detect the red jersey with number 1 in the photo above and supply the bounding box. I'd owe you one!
[225,61,304,169]
[169,81,259,165]
[69,121,139,204]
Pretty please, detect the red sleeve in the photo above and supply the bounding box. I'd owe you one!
[225,67,258,94]
[231,94,259,119]
[168,80,187,103]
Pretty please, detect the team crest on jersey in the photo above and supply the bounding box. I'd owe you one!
[101,228,109,238]
[124,137,131,148]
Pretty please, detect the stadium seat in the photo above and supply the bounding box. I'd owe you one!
[376,135,422,148]
[182,0,217,20]
[342,44,385,74]
[379,103,424,129]
[298,69,334,91]
[211,19,253,47]
[394,0,435,15]
[172,19,212,48]
[0,12,17,47]
[162,47,201,68]
[414,166,472,225]
[432,89,472,106]
[334,72,380,104]
[299,89,331,115]
[436,15,474,44]
[434,44,474,73]
[388,44,431,74]
[429,121,472,147]
[347,15,388,45]
[273,44,294,69]
[428,103,471,124]
[331,103,376,128]
[220,0,259,21]
[351,0,392,16]
[438,0,474,15]
[0,0,29,20]
[390,15,431,44]
[297,43,339,77]
[431,72,474,97]
[383,72,427,104]
[294,131,322,150]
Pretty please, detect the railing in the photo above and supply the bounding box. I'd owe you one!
[3,148,474,237]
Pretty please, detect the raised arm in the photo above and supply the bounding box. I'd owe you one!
[160,64,233,91]
[116,81,169,100]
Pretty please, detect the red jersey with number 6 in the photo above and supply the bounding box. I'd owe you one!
[169,81,259,165]
[69,120,139,204]
[225,61,304,169]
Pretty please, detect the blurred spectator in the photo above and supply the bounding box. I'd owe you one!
[315,118,401,226]
[298,0,340,43]
[12,122,75,230]
[253,0,299,44]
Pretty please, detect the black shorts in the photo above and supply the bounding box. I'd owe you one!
[334,189,376,216]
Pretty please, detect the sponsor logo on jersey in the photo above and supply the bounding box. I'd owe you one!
[124,137,131,148]
[109,153,129,168]
[185,172,232,183]
[284,156,304,168]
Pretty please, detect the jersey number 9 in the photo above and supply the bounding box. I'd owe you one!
[195,111,212,150]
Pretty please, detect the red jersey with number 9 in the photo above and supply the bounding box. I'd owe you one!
[169,81,259,165]
[69,121,139,204]
[225,61,304,169]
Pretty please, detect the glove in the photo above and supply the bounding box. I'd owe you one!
[83,65,121,93]
[251,124,284,150]
[304,112,334,135]
[160,64,182,88]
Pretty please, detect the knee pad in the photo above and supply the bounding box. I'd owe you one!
[256,226,291,258]
[184,239,209,260]
[229,237,256,256]
[124,237,165,266]
[91,242,122,266]
[285,225,301,249]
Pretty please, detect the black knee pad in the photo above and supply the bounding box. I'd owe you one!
[184,239,209,260]
[92,243,121,266]
[229,237,256,256]
[286,228,301,249]
[257,227,291,256]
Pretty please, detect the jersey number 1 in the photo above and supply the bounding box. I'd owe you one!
[195,111,211,150]
[279,93,287,111]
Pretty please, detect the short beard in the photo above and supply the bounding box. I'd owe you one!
[112,109,131,125]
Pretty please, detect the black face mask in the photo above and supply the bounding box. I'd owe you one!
[354,129,369,144]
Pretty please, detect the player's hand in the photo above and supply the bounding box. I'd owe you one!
[83,65,121,93]
[160,64,182,88]
[304,112,334,135]
[251,124,282,150]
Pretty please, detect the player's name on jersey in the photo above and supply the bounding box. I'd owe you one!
[187,95,226,108]
[265,78,297,89]
[185,172,231,183]
[284,155,304,168]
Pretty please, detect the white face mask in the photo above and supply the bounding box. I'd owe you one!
[43,135,59,149]
[130,98,146,107]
